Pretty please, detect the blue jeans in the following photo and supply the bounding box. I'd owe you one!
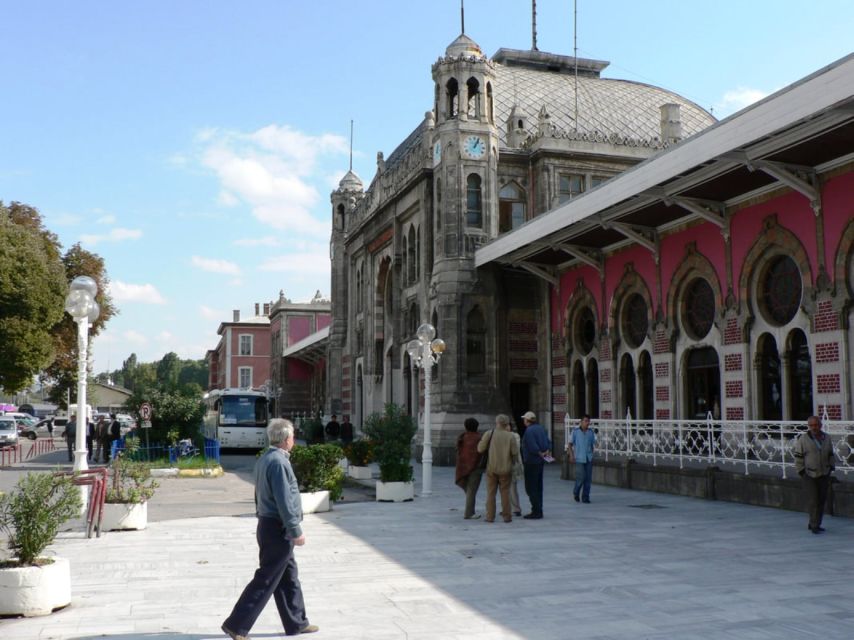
[574,461,593,501]
[523,462,544,516]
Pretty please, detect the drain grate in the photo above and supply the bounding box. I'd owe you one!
[628,504,666,509]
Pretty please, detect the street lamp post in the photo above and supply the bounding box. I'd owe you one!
[406,323,446,497]
[64,276,100,473]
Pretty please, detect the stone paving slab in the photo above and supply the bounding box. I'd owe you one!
[2,463,854,639]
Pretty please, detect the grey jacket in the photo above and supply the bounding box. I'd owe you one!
[254,446,303,538]
[793,431,835,478]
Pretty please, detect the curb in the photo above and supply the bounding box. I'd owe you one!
[177,467,224,478]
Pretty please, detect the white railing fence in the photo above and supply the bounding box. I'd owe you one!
[589,413,854,480]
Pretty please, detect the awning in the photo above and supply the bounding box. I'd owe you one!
[282,326,330,365]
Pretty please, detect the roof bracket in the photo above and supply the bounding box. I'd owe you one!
[755,160,821,215]
[607,221,659,263]
[669,196,727,233]
[517,262,558,286]
[555,243,604,275]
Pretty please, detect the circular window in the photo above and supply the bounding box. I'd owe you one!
[575,307,596,355]
[760,256,801,325]
[622,293,648,348]
[682,278,715,339]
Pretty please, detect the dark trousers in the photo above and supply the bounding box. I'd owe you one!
[224,517,308,636]
[804,473,831,529]
[574,461,593,501]
[523,462,545,516]
[461,469,483,518]
[66,438,74,461]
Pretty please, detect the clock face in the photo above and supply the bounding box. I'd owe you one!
[463,135,486,159]
[433,141,441,165]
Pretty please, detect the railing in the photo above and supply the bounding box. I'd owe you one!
[0,443,22,467]
[111,438,221,465]
[590,414,854,479]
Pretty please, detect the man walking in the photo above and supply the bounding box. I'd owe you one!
[567,414,596,503]
[324,414,340,441]
[793,415,835,534]
[520,411,551,519]
[222,418,318,638]
[64,415,77,462]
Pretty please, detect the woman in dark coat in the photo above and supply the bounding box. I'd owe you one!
[455,417,483,519]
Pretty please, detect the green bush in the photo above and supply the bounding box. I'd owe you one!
[289,443,345,501]
[343,439,374,466]
[107,437,159,504]
[0,472,82,567]
[362,404,417,483]
[302,417,325,445]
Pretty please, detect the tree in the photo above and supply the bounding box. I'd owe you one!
[155,352,181,391]
[126,388,205,444]
[0,204,67,392]
[44,243,117,405]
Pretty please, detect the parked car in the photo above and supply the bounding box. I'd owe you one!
[0,416,19,448]
[14,417,39,440]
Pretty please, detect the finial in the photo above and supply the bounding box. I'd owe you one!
[349,119,354,172]
[461,0,465,35]
[532,0,538,51]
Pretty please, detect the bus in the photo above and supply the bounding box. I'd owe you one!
[202,389,269,449]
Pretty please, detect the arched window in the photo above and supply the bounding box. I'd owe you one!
[620,353,636,418]
[466,77,480,119]
[757,334,782,420]
[401,236,408,285]
[638,351,654,421]
[407,227,416,284]
[499,182,527,233]
[685,347,720,419]
[575,307,596,355]
[416,227,421,280]
[622,293,649,348]
[337,203,345,230]
[486,82,494,123]
[466,307,486,375]
[587,359,599,419]
[682,278,715,340]
[409,303,419,336]
[760,256,801,326]
[466,174,482,227]
[446,78,459,119]
[787,329,813,421]
[572,360,586,417]
[436,178,442,231]
[356,267,363,312]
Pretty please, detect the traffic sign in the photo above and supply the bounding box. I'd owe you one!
[140,402,152,421]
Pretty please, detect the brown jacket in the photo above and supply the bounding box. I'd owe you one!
[793,431,835,478]
[455,431,482,487]
[477,428,520,476]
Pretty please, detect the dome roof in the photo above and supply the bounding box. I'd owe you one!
[444,34,484,59]
[337,170,363,191]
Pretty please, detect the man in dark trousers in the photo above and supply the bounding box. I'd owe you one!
[64,415,77,462]
[340,415,354,445]
[324,414,340,441]
[793,415,835,534]
[520,410,551,519]
[222,419,318,639]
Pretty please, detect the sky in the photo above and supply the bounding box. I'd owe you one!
[1,0,852,376]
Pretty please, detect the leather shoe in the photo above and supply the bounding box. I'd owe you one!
[299,624,320,634]
[522,513,543,519]
[222,624,250,640]
[582,498,591,504]
[513,511,522,516]
[573,494,580,502]
[464,514,482,520]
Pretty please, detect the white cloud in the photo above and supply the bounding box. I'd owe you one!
[123,330,148,345]
[229,278,244,287]
[199,305,223,320]
[156,331,173,343]
[258,251,331,276]
[715,87,771,117]
[191,255,241,275]
[96,214,116,225]
[80,227,142,246]
[234,236,280,247]
[218,190,239,207]
[108,281,167,304]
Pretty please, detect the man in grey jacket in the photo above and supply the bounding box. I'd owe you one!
[793,415,835,534]
[222,419,319,638]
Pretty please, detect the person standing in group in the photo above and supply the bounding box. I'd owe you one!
[520,411,551,519]
[793,415,835,534]
[222,418,318,639]
[324,414,340,441]
[567,414,596,504]
[455,418,484,519]
[93,416,106,464]
[340,415,354,445]
[108,413,122,454]
[100,416,113,463]
[64,415,77,462]
[509,423,524,517]
[477,414,520,523]
[86,418,95,463]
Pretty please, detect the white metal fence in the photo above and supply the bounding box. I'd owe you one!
[590,413,854,479]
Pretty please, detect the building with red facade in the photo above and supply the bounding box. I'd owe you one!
[206,304,271,392]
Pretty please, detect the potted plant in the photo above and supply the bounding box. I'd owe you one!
[344,439,374,479]
[0,472,81,616]
[362,404,417,502]
[103,437,159,531]
[288,443,344,513]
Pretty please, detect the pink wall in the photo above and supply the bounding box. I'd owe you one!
[659,222,727,301]
[287,316,312,345]
[316,313,331,331]
[823,172,854,274]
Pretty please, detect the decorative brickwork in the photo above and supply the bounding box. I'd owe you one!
[552,411,565,424]
[601,410,613,419]
[655,385,669,402]
[653,329,670,354]
[509,358,538,370]
[600,368,611,383]
[817,373,841,394]
[726,407,745,420]
[823,405,842,420]
[553,394,567,405]
[655,362,669,378]
[815,342,840,363]
[656,409,670,420]
[509,322,538,334]
[552,355,566,368]
[509,339,538,351]
[723,317,741,345]
[601,389,612,403]
[813,300,840,332]
[552,374,566,387]
[725,380,743,398]
[724,353,742,372]
[599,338,611,360]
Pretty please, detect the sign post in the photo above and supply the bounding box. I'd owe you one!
[140,402,153,454]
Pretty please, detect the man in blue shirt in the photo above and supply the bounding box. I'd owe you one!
[222,419,319,639]
[520,411,551,519]
[567,414,596,503]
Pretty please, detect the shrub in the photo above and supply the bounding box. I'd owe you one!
[289,443,345,501]
[343,439,373,466]
[362,404,417,483]
[0,472,82,567]
[302,417,325,445]
[107,436,159,504]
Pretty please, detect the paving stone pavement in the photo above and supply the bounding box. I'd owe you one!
[3,461,854,639]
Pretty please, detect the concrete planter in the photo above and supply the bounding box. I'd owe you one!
[376,481,414,502]
[300,490,331,514]
[102,501,148,531]
[0,556,71,617]
[348,465,373,480]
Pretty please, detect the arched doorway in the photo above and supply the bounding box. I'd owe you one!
[572,360,586,418]
[684,347,720,419]
[787,329,813,421]
[638,351,654,421]
[587,359,599,419]
[620,353,636,419]
[757,333,782,421]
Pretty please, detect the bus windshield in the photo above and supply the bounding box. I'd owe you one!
[220,396,268,426]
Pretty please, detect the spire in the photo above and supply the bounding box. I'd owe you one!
[349,119,353,171]
[532,0,538,51]
[460,0,465,35]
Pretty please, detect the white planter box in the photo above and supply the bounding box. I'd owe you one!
[348,465,373,479]
[0,556,71,617]
[101,501,148,531]
[376,481,414,502]
[300,490,330,514]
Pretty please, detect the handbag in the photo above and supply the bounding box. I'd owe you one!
[478,430,494,471]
